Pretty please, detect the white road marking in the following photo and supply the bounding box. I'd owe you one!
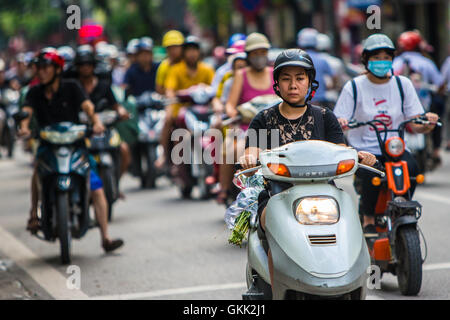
[423,262,450,271]
[91,282,247,300]
[415,191,450,205]
[92,261,450,300]
[0,225,89,300]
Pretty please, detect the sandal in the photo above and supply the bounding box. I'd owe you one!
[216,190,228,205]
[102,238,124,253]
[26,216,40,235]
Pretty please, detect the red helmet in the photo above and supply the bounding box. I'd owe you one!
[397,31,422,51]
[35,49,65,69]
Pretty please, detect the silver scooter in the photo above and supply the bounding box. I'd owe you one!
[236,140,384,300]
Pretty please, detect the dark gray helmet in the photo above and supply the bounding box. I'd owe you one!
[272,49,319,108]
[75,45,96,66]
[273,49,317,86]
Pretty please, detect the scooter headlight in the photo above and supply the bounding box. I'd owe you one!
[294,197,339,225]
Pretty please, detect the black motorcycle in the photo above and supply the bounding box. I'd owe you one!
[16,111,92,264]
[133,91,166,189]
[172,85,216,199]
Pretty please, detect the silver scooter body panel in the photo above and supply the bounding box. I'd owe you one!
[247,182,370,299]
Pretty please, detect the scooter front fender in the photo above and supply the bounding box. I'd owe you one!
[265,183,370,297]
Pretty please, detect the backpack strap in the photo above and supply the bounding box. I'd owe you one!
[394,75,405,114]
[350,79,357,119]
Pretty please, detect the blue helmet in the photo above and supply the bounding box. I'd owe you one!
[227,33,246,48]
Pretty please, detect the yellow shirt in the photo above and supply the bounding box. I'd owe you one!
[164,60,215,117]
[165,60,214,91]
[155,58,171,88]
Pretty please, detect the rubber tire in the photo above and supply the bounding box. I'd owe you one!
[56,192,71,265]
[197,164,213,200]
[100,167,117,222]
[144,146,157,189]
[395,225,422,296]
[4,126,14,158]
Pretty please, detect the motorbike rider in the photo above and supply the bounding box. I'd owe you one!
[217,32,274,204]
[297,28,338,108]
[211,40,246,114]
[393,31,446,167]
[215,52,247,109]
[441,53,450,150]
[154,35,215,171]
[122,37,160,98]
[334,33,439,237]
[0,58,8,140]
[316,33,348,107]
[18,49,124,252]
[74,45,132,191]
[239,48,376,293]
[210,33,247,98]
[155,30,185,95]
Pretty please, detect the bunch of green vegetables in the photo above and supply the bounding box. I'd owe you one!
[228,210,251,247]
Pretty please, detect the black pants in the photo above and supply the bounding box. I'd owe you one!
[354,151,419,217]
[430,93,446,149]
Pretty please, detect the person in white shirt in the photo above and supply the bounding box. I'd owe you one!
[334,33,439,237]
[441,55,450,150]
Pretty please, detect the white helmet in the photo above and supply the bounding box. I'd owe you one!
[297,28,319,49]
[126,38,139,55]
[316,33,332,52]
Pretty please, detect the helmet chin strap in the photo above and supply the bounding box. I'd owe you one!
[273,80,319,108]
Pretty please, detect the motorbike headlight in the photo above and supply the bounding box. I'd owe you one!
[40,130,84,144]
[109,130,121,147]
[294,197,339,225]
[385,137,405,157]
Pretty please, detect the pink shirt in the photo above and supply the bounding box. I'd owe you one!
[238,67,275,105]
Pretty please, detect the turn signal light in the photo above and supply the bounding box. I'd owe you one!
[416,174,425,184]
[267,163,291,177]
[336,159,355,175]
[372,177,381,186]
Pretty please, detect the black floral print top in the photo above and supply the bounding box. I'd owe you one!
[245,103,345,150]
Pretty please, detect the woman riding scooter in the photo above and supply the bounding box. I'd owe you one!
[239,49,377,295]
[333,34,439,237]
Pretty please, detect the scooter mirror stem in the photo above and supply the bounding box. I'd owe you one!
[234,165,262,178]
[358,163,385,178]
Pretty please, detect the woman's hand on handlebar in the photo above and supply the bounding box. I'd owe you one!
[238,154,259,177]
[357,151,377,166]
